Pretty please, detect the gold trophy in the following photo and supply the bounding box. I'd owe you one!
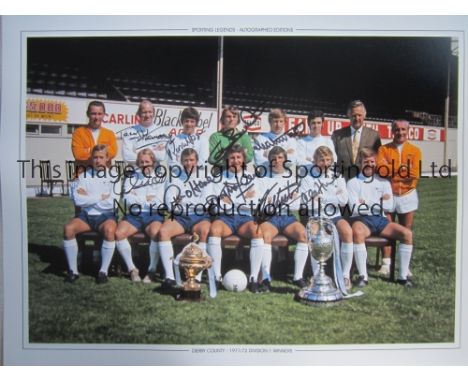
[174,234,213,301]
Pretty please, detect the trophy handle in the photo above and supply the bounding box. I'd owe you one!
[322,219,334,237]
[205,256,213,268]
[306,218,315,252]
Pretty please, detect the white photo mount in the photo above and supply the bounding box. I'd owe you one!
[0,15,467,365]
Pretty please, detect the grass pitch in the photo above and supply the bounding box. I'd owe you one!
[27,177,457,345]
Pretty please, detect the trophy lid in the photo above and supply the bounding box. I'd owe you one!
[182,243,204,259]
[179,234,210,265]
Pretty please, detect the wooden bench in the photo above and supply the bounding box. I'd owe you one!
[76,232,396,280]
[365,236,397,281]
[174,233,292,276]
[76,231,292,276]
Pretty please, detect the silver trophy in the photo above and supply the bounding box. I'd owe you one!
[296,216,343,304]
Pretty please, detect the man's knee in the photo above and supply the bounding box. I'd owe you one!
[245,222,262,238]
[291,227,307,243]
[339,225,353,242]
[196,224,210,240]
[114,228,127,241]
[402,228,413,244]
[158,226,172,241]
[147,227,160,241]
[209,224,222,237]
[102,224,116,240]
[352,225,367,242]
[297,231,307,243]
[63,224,75,239]
[262,229,275,243]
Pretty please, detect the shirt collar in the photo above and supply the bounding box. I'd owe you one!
[264,131,280,141]
[222,127,239,136]
[351,126,362,136]
[224,170,236,179]
[268,169,287,178]
[177,171,189,181]
[134,124,150,134]
[357,172,373,181]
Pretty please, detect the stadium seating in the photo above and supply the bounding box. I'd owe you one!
[28,61,448,126]
[28,63,108,100]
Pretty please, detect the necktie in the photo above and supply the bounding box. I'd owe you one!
[352,129,359,163]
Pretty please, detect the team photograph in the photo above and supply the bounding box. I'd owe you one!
[14,32,459,351]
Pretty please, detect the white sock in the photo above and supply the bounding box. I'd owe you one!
[249,238,264,282]
[195,242,207,282]
[261,244,272,281]
[99,240,115,274]
[158,241,175,280]
[207,237,222,280]
[116,239,136,272]
[398,243,413,280]
[199,242,207,251]
[148,240,160,272]
[63,239,79,275]
[340,242,354,278]
[382,257,391,266]
[294,242,309,281]
[354,243,368,280]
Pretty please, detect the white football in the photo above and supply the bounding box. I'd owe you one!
[222,269,248,292]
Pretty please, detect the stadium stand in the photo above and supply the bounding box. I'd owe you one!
[27,62,451,127]
[28,63,108,100]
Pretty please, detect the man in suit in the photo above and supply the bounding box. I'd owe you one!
[331,100,382,181]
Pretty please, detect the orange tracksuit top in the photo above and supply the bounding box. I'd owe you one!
[376,141,422,196]
[71,126,118,166]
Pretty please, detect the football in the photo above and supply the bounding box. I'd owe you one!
[222,269,248,292]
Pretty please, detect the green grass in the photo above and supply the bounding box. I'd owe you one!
[27,177,457,345]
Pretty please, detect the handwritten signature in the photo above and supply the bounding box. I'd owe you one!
[252,121,305,160]
[253,133,289,151]
[239,102,268,127]
[299,176,337,206]
[167,133,201,162]
[119,125,170,147]
[122,171,167,195]
[116,123,162,136]
[286,121,306,137]
[186,175,218,196]
[254,180,301,223]
[253,121,306,151]
[211,129,249,163]
[218,172,256,204]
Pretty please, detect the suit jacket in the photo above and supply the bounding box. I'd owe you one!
[331,126,382,181]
